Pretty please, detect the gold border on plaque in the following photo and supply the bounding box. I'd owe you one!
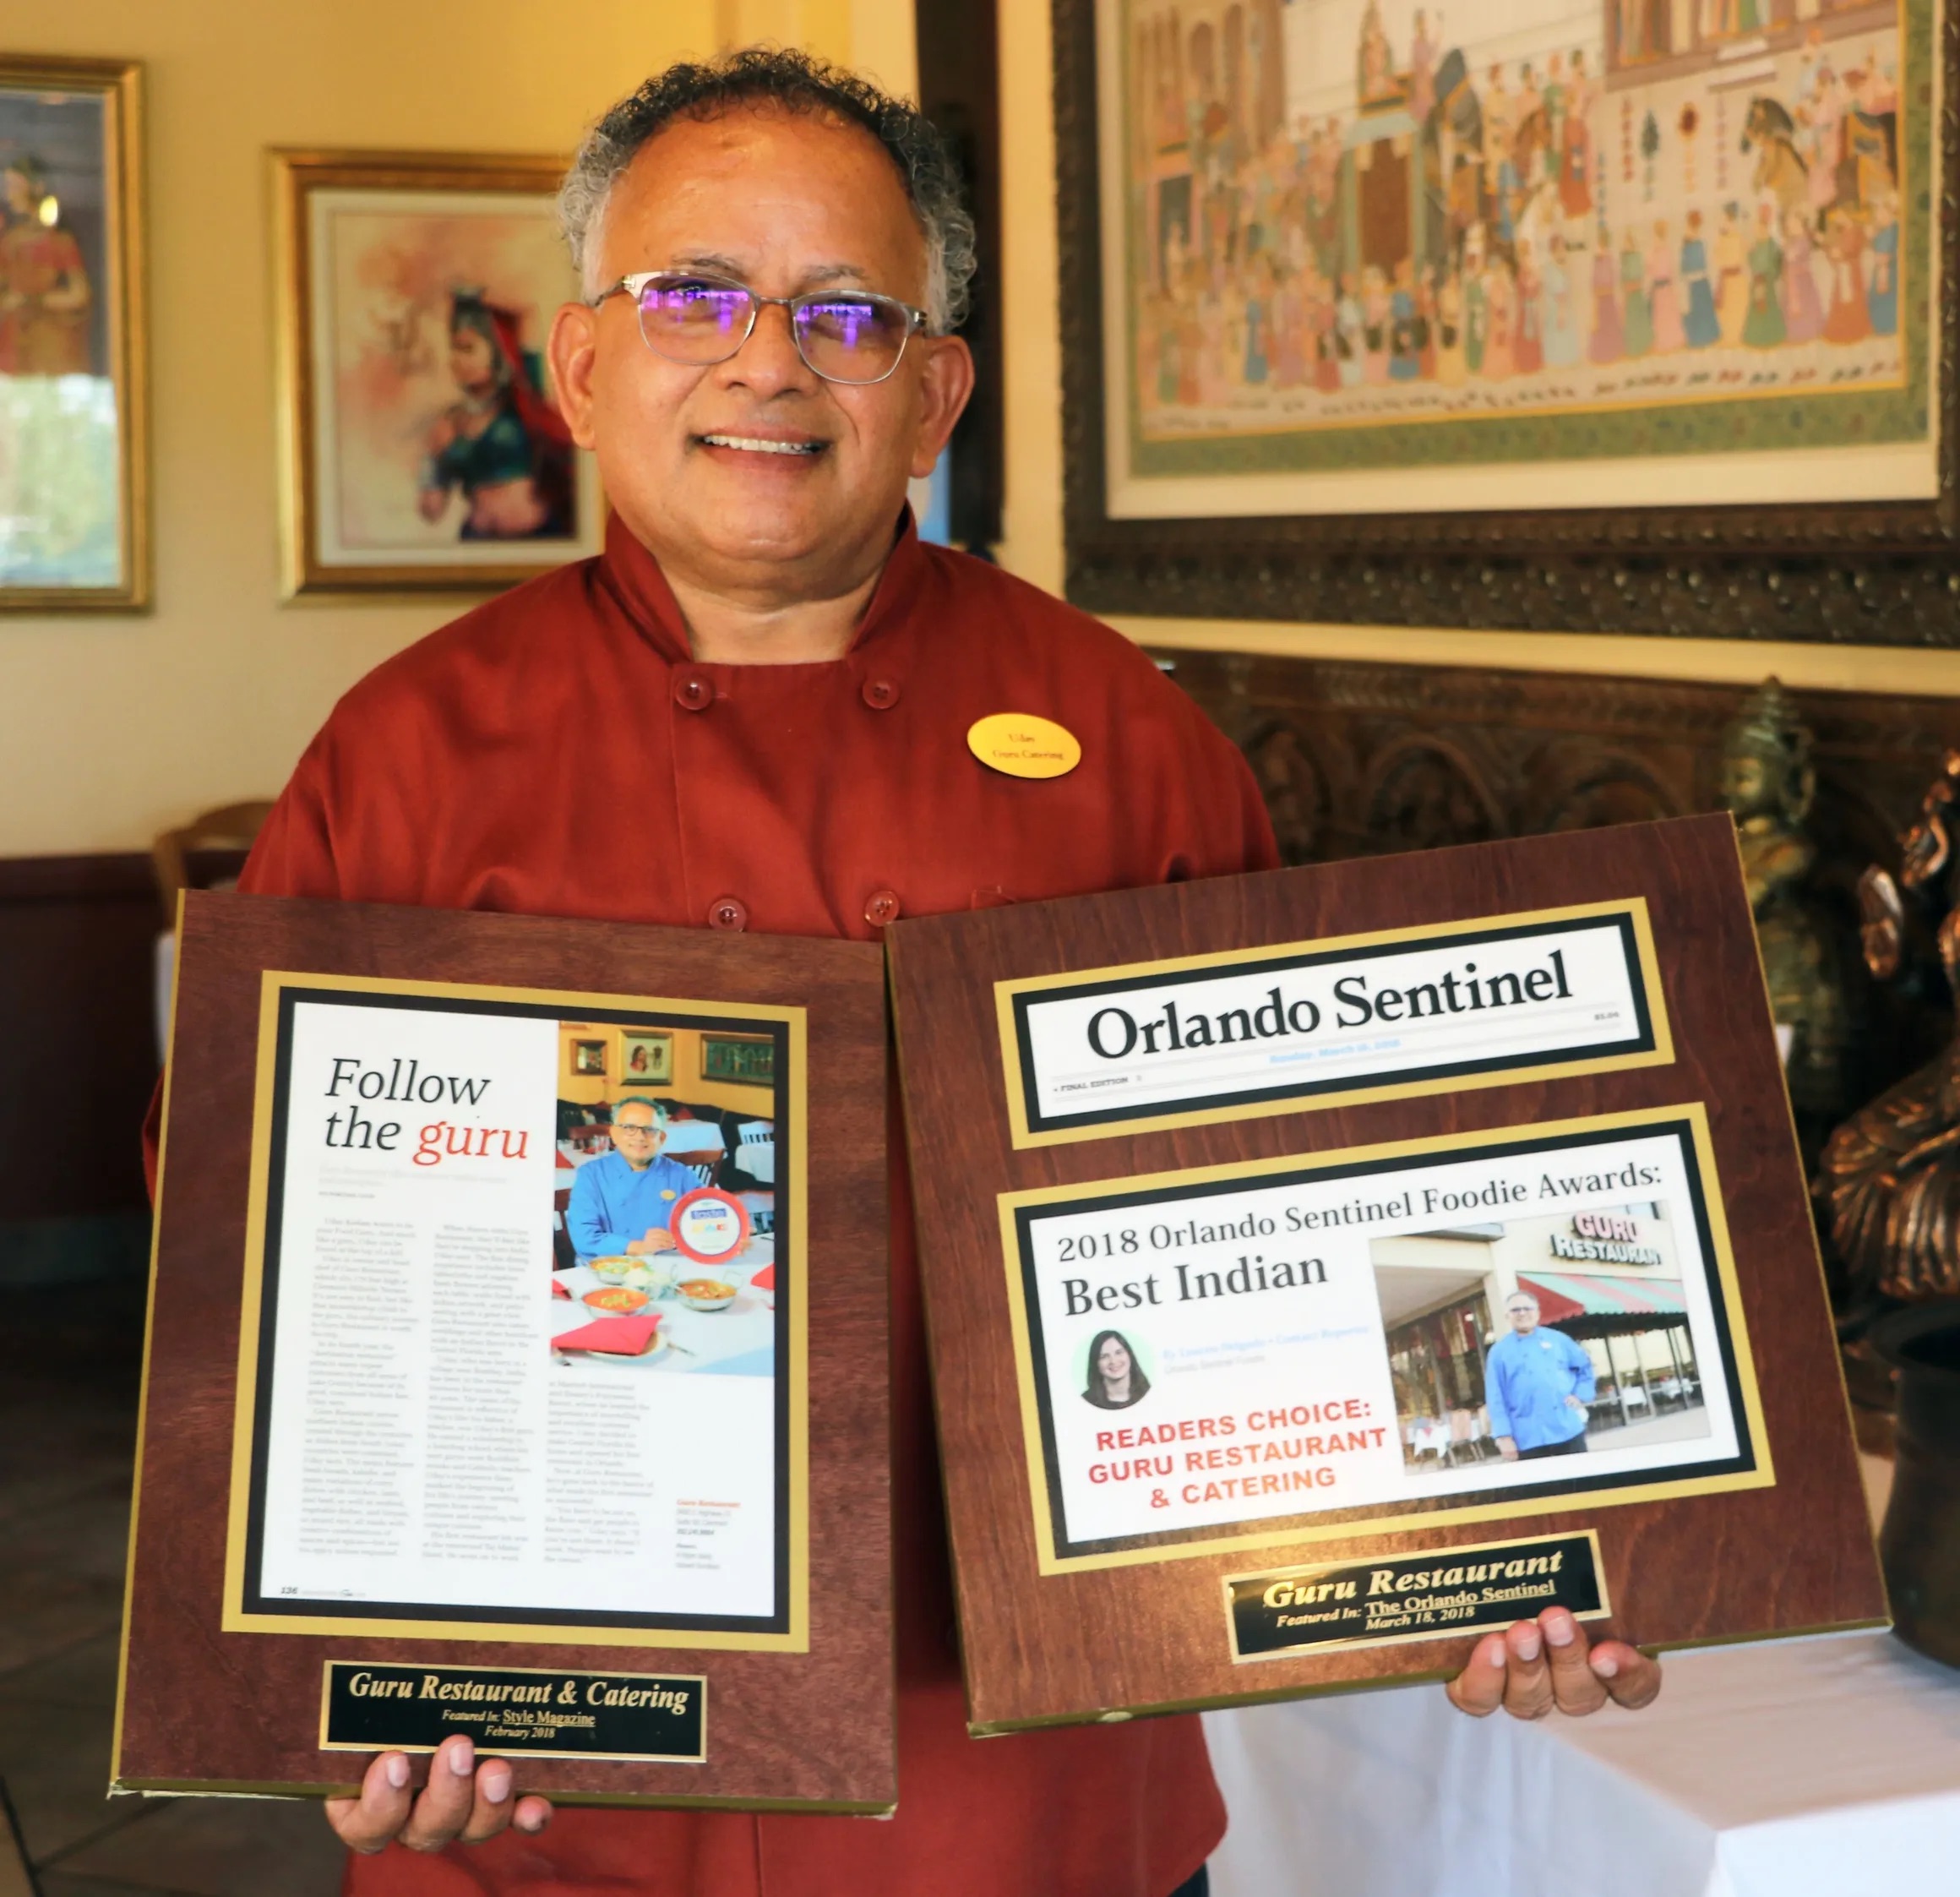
[994,897,1674,1149]
[107,1775,892,1814]
[108,891,184,1791]
[0,54,150,613]
[220,969,809,1651]
[998,1102,1772,1576]
[316,1661,710,1764]
[1221,1527,1611,1665]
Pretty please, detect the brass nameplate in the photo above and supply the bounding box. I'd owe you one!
[1226,1530,1608,1662]
[321,1662,706,1762]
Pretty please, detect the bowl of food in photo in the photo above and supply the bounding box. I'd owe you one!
[677,1277,738,1312]
[588,1256,637,1285]
[582,1285,651,1316]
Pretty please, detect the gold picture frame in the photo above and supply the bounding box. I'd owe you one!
[271,148,602,598]
[0,54,149,612]
[701,1034,776,1086]
[620,1029,673,1086]
[1058,0,1957,646]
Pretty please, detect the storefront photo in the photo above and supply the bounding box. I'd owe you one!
[1373,1200,1708,1473]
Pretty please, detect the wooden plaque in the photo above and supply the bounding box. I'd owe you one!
[115,892,893,1809]
[887,815,1885,1733]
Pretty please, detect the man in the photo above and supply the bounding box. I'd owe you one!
[566,1098,697,1261]
[1486,1289,1598,1459]
[198,49,1658,1894]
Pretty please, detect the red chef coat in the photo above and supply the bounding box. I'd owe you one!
[218,511,1279,1897]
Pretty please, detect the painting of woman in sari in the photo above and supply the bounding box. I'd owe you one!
[0,58,144,609]
[277,150,601,595]
[0,155,93,377]
[417,290,574,541]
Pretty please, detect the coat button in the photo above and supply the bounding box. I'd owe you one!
[861,677,901,710]
[674,673,713,711]
[863,889,901,927]
[708,896,749,931]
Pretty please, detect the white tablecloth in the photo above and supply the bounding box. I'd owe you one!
[659,1119,727,1158]
[552,1244,775,1376]
[1205,1634,1960,1897]
[1205,1456,1960,1897]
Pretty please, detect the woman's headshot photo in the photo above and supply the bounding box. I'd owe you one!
[1082,1329,1152,1410]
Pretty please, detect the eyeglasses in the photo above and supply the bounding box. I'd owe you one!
[590,270,930,385]
[612,1121,663,1137]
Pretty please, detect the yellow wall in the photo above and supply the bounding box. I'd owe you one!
[0,0,923,859]
[556,1022,775,1120]
[992,0,1952,700]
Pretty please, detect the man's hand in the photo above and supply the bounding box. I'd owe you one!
[1565,1394,1588,1412]
[1495,1435,1518,1461]
[1446,1608,1661,1721]
[624,1229,678,1256]
[325,1735,552,1855]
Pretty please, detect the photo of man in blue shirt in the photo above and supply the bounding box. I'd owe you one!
[565,1097,703,1262]
[1484,1289,1597,1461]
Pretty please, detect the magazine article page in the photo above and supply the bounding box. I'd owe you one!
[245,988,788,1633]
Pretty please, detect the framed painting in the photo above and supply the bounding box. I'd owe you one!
[703,1035,776,1086]
[1056,0,1958,643]
[0,55,148,611]
[621,1029,675,1085]
[273,149,603,597]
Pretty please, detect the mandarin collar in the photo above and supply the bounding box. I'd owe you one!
[596,508,926,668]
[597,514,694,663]
[847,508,927,656]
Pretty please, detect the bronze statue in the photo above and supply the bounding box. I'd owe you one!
[1718,680,1848,1129]
[1816,750,1960,1300]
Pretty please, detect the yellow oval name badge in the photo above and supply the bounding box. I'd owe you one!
[966,712,1081,781]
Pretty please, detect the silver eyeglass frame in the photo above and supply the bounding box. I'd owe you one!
[589,270,931,384]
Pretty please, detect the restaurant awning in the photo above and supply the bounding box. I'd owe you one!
[1518,1273,1688,1338]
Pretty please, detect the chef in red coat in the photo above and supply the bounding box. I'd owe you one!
[224,48,1659,1897]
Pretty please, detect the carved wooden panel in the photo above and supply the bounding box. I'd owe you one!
[1159,650,1957,1126]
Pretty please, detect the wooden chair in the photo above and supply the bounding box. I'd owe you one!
[151,799,275,924]
[151,799,275,1059]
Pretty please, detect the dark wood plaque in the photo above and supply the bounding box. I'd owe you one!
[115,892,893,1809]
[887,814,1885,1733]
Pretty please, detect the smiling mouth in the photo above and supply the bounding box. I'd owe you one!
[696,433,827,457]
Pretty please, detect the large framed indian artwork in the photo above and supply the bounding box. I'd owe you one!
[273,150,604,597]
[1057,0,1956,642]
[0,55,148,611]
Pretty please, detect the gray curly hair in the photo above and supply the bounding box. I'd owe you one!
[558,47,977,335]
